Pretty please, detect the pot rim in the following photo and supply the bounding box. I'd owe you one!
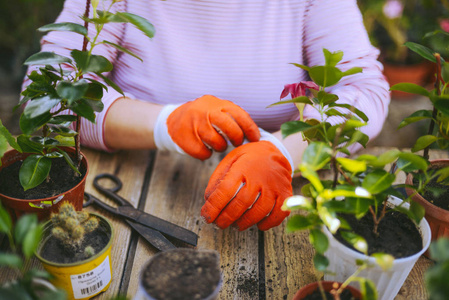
[0,148,89,202]
[405,159,449,222]
[323,196,431,265]
[35,212,113,267]
[294,280,362,300]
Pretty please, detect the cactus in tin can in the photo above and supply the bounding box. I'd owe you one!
[50,201,99,258]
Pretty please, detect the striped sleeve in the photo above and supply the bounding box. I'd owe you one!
[302,0,391,152]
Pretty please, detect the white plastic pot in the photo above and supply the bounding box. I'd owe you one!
[323,196,431,300]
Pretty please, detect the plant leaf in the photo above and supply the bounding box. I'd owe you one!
[0,119,21,153]
[38,22,87,36]
[302,142,332,171]
[313,253,329,272]
[103,40,143,62]
[22,223,43,259]
[24,52,71,66]
[280,121,313,138]
[309,229,329,254]
[115,12,155,39]
[14,213,38,245]
[0,204,12,233]
[0,253,22,269]
[19,112,52,135]
[405,42,437,63]
[397,110,432,129]
[19,155,52,191]
[411,135,439,152]
[23,95,62,118]
[362,170,395,194]
[71,50,113,73]
[390,82,430,97]
[56,80,89,104]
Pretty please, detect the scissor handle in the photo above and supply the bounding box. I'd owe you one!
[93,173,123,193]
[83,192,95,208]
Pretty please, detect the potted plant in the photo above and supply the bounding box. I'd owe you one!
[357,0,448,98]
[425,237,449,299]
[133,248,222,300]
[0,0,155,220]
[0,202,67,299]
[390,39,449,246]
[35,201,114,300]
[274,48,431,300]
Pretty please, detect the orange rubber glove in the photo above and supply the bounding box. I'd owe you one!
[162,95,260,160]
[201,140,292,231]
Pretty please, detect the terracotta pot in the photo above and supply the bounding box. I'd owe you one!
[292,281,362,300]
[406,159,449,247]
[0,148,88,221]
[383,61,434,99]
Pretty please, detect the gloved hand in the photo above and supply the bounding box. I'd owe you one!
[201,134,293,231]
[154,95,260,160]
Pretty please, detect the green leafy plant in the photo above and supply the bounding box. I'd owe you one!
[273,48,429,299]
[0,202,66,299]
[50,201,99,259]
[390,39,449,199]
[425,237,449,300]
[0,0,155,191]
[391,41,449,160]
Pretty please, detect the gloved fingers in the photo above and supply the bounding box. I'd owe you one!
[233,192,276,231]
[256,195,291,231]
[201,179,245,224]
[213,184,261,229]
[222,105,260,142]
[197,121,228,152]
[209,110,245,146]
[177,131,213,160]
[204,152,239,199]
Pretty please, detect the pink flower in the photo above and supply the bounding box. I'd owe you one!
[383,0,403,19]
[441,19,449,32]
[280,81,319,99]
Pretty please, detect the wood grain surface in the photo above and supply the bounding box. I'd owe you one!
[0,146,447,300]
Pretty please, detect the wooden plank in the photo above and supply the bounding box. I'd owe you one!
[264,177,316,300]
[82,148,151,300]
[127,150,260,300]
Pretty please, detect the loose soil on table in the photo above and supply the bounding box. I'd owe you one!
[303,289,357,300]
[40,225,110,264]
[0,156,86,199]
[142,249,221,300]
[335,206,422,258]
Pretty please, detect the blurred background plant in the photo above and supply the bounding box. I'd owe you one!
[358,0,449,65]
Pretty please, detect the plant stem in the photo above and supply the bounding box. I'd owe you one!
[75,0,91,168]
[423,54,443,161]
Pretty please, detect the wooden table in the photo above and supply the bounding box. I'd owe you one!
[1,146,445,300]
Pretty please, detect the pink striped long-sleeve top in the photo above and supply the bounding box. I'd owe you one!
[24,0,390,152]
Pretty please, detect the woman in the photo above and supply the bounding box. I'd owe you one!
[25,0,390,231]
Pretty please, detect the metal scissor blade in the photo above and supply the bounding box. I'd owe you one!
[117,206,198,246]
[126,220,176,252]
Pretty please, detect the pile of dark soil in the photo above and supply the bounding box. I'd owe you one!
[141,249,221,300]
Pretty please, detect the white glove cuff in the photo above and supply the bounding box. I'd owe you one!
[154,104,186,155]
[258,128,295,177]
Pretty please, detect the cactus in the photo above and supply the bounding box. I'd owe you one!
[51,202,99,258]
